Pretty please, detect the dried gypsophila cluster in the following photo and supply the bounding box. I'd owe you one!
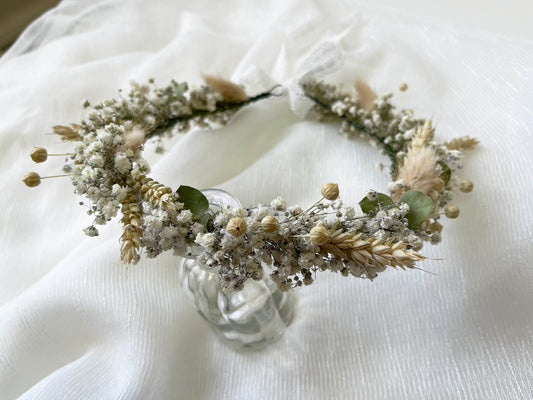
[302,78,477,236]
[23,76,478,292]
[24,77,275,263]
[193,186,429,291]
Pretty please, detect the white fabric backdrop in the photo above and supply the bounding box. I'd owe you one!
[1,1,532,399]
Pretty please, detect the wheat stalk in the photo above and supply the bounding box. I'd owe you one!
[134,175,178,217]
[120,191,143,264]
[319,229,425,272]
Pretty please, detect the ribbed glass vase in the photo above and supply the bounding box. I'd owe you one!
[179,189,296,351]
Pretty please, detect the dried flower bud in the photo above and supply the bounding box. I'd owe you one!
[22,172,41,187]
[30,147,48,163]
[459,179,474,193]
[321,182,339,201]
[261,216,279,233]
[429,221,443,232]
[310,225,330,245]
[226,217,247,237]
[444,204,460,219]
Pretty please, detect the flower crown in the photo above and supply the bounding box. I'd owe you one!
[23,76,478,292]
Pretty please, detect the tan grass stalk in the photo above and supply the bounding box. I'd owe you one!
[120,191,143,264]
[393,146,438,200]
[203,75,248,103]
[444,136,479,151]
[410,120,435,151]
[52,124,82,141]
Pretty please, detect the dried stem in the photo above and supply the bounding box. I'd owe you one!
[145,86,281,140]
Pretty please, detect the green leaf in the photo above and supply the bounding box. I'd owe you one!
[359,192,394,215]
[397,190,434,228]
[437,161,451,184]
[175,82,188,98]
[198,214,210,227]
[176,185,209,218]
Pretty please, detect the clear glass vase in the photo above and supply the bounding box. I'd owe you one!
[178,189,296,351]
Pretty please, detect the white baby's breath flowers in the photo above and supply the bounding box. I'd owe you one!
[114,153,132,174]
[270,197,287,211]
[23,77,477,292]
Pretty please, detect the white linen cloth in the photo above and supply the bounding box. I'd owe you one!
[1,1,532,398]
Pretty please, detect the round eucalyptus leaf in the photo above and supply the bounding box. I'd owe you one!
[397,190,434,228]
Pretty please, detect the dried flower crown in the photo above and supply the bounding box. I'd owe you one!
[23,75,478,291]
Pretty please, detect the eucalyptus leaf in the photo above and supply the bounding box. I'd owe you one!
[397,190,434,228]
[437,161,451,184]
[359,192,394,215]
[175,82,188,98]
[198,214,210,227]
[176,185,209,218]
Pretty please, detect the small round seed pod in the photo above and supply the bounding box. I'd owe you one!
[261,216,279,233]
[321,182,339,201]
[399,83,408,91]
[459,179,474,193]
[309,225,330,245]
[30,147,48,163]
[226,217,247,237]
[22,172,41,187]
[444,204,460,219]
